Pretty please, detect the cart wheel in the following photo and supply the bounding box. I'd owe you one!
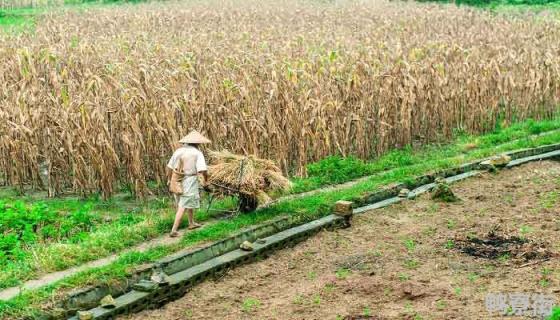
[239,194,258,213]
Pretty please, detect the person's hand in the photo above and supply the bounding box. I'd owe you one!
[202,183,212,192]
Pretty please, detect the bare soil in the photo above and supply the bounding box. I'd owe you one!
[127,161,560,320]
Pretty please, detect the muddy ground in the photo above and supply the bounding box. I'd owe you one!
[127,161,560,320]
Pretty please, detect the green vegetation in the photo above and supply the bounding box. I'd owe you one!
[416,0,560,15]
[417,0,560,8]
[1,118,560,318]
[435,299,447,310]
[0,191,236,290]
[0,200,99,264]
[444,240,455,249]
[550,307,560,320]
[292,118,560,193]
[0,8,37,31]
[540,267,553,288]
[403,239,417,252]
[0,0,151,31]
[335,268,351,279]
[65,0,150,3]
[417,0,560,16]
[403,259,420,269]
[241,297,261,312]
[398,273,411,281]
[467,272,479,282]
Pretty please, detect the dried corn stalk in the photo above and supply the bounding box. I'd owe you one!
[0,0,559,198]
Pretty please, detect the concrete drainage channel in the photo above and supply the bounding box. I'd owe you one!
[62,143,560,320]
[58,216,293,314]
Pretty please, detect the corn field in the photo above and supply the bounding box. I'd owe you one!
[0,0,559,198]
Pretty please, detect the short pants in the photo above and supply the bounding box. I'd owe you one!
[175,175,201,209]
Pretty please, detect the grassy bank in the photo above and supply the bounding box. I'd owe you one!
[0,191,237,290]
[416,0,560,6]
[416,0,560,11]
[291,118,560,193]
[0,8,38,31]
[1,118,560,318]
[0,0,152,31]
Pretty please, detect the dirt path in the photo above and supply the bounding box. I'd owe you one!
[128,161,560,320]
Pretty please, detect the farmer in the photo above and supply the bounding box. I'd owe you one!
[166,130,211,237]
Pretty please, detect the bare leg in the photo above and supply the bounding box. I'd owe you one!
[187,208,202,229]
[187,208,195,225]
[171,207,185,234]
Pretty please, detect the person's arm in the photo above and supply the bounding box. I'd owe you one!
[196,151,209,186]
[166,167,173,185]
[200,170,209,185]
[166,150,179,185]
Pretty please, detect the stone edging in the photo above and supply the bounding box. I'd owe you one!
[68,215,345,320]
[62,216,292,313]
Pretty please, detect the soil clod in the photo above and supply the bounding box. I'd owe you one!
[431,178,460,202]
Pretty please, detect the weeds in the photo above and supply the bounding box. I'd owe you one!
[0,200,98,264]
[519,225,534,238]
[398,273,411,281]
[467,273,479,283]
[453,287,462,296]
[335,268,351,279]
[540,191,559,209]
[404,259,420,269]
[446,219,457,229]
[306,271,317,280]
[540,268,553,288]
[241,297,260,312]
[444,240,455,249]
[403,239,417,252]
[436,299,447,310]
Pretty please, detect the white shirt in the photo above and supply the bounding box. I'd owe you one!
[167,146,207,175]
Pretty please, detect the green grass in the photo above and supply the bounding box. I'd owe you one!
[0,8,38,32]
[416,0,560,13]
[0,0,156,31]
[1,117,560,318]
[550,306,560,320]
[292,118,560,193]
[241,297,261,312]
[0,191,237,290]
[417,0,560,7]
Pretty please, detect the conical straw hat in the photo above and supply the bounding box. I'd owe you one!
[179,130,211,144]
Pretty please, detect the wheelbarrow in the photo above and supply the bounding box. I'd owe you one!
[201,158,259,217]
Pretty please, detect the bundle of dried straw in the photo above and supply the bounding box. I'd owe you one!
[207,150,292,205]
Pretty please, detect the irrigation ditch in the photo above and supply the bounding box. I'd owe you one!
[40,143,560,320]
